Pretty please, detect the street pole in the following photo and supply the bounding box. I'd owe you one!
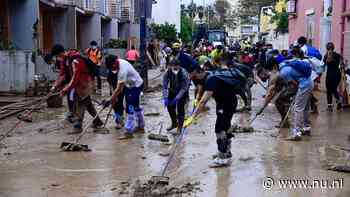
[140,0,148,89]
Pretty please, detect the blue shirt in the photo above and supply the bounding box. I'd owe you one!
[279,66,314,92]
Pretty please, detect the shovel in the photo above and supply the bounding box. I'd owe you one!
[148,121,170,142]
[60,104,108,152]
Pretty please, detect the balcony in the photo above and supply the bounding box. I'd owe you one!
[52,0,98,11]
[116,0,134,22]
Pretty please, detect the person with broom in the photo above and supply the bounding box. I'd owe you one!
[59,52,104,134]
[109,56,145,140]
[105,55,125,130]
[260,46,314,140]
[184,53,247,167]
[163,59,190,135]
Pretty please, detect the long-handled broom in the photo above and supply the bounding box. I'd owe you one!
[60,103,109,152]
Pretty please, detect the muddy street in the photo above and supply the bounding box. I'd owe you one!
[0,69,350,197]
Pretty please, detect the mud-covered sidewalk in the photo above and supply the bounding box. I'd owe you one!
[0,69,350,197]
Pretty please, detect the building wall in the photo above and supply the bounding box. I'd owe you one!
[152,0,181,32]
[289,0,350,58]
[77,13,102,49]
[8,0,39,50]
[0,51,35,93]
[288,0,323,48]
[332,0,350,57]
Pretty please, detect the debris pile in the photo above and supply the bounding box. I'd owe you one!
[116,179,202,197]
[230,124,255,133]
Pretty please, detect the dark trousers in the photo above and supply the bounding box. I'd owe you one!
[167,94,187,127]
[124,84,143,113]
[73,96,103,129]
[215,96,237,154]
[326,72,341,105]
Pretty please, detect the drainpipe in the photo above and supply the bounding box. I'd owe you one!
[340,0,347,56]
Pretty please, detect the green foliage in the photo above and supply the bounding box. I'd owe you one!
[104,39,128,49]
[151,23,178,45]
[180,15,193,44]
[237,0,276,23]
[271,8,289,33]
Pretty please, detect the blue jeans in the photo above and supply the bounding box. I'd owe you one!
[124,84,143,113]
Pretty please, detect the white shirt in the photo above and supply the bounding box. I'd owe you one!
[117,59,143,88]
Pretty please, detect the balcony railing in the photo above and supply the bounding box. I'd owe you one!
[52,0,98,11]
[116,0,134,22]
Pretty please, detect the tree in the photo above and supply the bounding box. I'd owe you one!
[271,9,288,33]
[271,0,288,33]
[180,14,193,44]
[237,0,276,23]
[151,23,178,45]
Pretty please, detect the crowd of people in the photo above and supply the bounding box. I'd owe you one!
[46,35,349,167]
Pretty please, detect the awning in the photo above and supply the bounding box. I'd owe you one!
[342,10,350,17]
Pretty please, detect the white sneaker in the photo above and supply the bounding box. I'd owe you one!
[209,158,231,168]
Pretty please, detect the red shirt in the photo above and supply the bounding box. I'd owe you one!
[69,58,93,89]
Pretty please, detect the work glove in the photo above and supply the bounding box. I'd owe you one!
[163,98,169,107]
[184,116,195,128]
[192,99,199,108]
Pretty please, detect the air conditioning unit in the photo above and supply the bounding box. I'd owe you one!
[287,0,297,15]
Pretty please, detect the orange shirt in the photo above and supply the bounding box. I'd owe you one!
[85,48,102,65]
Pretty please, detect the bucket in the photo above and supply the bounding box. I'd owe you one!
[47,94,63,108]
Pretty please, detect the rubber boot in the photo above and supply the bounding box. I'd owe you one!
[64,112,74,123]
[135,110,145,133]
[119,113,136,140]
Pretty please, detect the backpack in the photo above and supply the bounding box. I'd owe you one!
[282,59,312,78]
[70,55,99,77]
[306,45,322,60]
[209,68,247,89]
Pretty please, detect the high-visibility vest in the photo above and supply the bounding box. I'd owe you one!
[86,48,101,65]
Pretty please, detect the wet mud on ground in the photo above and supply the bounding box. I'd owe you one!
[0,69,350,197]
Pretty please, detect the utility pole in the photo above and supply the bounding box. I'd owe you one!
[139,0,148,89]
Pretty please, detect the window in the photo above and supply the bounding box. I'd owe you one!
[287,0,297,14]
[84,0,92,9]
[103,0,109,14]
[306,14,315,45]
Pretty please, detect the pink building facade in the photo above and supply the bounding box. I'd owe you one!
[288,0,350,61]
